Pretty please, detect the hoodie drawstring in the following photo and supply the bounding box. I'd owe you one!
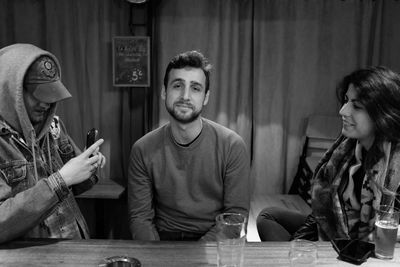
[46,133,53,174]
[30,130,54,183]
[31,130,38,182]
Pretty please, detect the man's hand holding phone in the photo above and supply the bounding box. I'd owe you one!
[86,128,106,171]
[59,129,106,187]
[85,128,106,171]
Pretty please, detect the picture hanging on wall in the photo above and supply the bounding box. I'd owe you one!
[112,36,150,87]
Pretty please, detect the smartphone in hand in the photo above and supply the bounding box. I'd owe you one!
[72,128,99,194]
[86,128,98,148]
[86,128,98,157]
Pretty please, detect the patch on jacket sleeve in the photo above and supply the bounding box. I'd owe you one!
[50,115,61,140]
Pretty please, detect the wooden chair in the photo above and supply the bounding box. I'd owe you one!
[289,115,342,204]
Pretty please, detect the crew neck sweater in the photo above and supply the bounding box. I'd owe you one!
[128,118,250,241]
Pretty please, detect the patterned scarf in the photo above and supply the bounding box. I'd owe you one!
[311,135,400,241]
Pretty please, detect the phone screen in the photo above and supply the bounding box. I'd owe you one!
[86,128,98,148]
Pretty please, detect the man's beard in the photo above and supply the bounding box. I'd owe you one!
[29,110,48,125]
[165,101,202,124]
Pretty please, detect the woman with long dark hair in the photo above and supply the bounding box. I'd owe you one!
[257,66,400,241]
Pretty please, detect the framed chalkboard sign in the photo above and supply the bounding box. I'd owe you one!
[112,36,150,87]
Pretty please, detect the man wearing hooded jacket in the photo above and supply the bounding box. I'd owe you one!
[0,43,106,243]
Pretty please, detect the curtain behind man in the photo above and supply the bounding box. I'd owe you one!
[153,0,400,198]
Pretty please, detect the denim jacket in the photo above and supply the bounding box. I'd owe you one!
[0,117,95,243]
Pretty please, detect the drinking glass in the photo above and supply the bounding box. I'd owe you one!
[216,213,247,267]
[288,239,317,267]
[374,205,400,260]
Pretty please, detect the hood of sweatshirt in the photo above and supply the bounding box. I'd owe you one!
[0,43,62,146]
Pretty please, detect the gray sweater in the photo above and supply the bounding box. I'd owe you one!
[128,118,250,241]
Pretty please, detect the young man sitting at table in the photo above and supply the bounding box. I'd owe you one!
[127,50,250,241]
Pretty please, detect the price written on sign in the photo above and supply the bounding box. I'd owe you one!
[112,36,150,87]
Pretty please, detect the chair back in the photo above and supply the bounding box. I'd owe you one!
[289,115,342,204]
[302,115,342,162]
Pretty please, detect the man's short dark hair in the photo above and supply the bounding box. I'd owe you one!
[163,50,212,93]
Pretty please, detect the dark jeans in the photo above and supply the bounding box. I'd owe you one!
[256,206,308,241]
[158,231,203,241]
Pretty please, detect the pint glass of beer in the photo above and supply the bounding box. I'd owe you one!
[374,205,400,260]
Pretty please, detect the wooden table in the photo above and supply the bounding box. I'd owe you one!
[0,239,399,266]
[76,181,125,199]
